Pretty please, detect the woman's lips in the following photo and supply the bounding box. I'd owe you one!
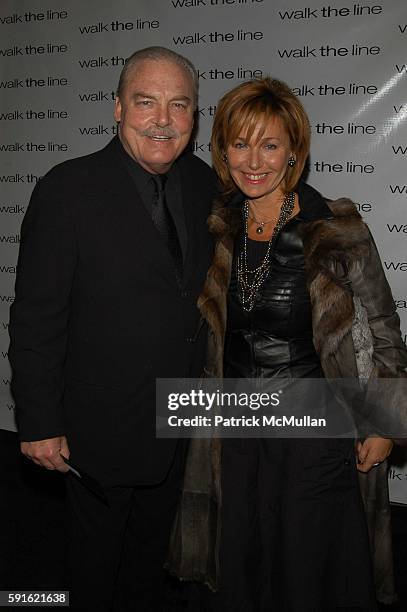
[242,172,268,184]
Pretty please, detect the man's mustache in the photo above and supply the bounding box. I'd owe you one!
[141,128,178,138]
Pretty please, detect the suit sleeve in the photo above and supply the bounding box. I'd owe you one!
[9,171,77,441]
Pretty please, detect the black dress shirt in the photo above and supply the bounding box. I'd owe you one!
[116,137,188,263]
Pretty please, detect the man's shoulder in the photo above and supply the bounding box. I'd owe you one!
[177,152,218,200]
[40,138,118,187]
[178,151,216,178]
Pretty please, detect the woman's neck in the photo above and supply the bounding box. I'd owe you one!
[248,189,287,220]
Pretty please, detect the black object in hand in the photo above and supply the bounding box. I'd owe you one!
[61,455,109,506]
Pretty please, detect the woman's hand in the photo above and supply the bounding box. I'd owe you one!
[356,437,394,473]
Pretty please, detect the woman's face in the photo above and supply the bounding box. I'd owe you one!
[226,115,293,204]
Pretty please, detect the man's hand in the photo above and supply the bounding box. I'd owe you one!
[356,437,393,473]
[20,436,70,472]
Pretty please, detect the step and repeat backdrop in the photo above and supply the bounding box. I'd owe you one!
[0,0,406,497]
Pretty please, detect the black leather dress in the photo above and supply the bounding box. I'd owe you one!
[205,190,377,612]
[225,216,323,380]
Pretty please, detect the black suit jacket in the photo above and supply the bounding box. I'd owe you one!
[9,137,217,486]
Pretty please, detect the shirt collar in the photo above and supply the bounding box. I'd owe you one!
[115,135,178,188]
[296,181,333,221]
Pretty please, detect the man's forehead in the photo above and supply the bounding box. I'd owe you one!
[119,58,196,104]
[127,59,190,85]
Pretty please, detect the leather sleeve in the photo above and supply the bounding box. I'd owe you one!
[348,228,407,375]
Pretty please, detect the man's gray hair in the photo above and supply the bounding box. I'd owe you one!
[116,46,199,107]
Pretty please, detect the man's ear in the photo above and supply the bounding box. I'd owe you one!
[114,97,122,122]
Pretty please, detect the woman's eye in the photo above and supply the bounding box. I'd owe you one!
[264,143,277,150]
[234,142,247,149]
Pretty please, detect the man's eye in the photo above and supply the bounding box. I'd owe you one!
[137,100,152,106]
[172,102,187,109]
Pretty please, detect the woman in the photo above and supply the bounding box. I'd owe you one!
[167,77,407,611]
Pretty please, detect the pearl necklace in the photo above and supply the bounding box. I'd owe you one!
[237,191,295,312]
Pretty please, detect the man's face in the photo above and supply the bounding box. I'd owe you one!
[114,59,195,174]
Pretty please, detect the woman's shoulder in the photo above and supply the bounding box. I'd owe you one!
[299,181,367,232]
[301,193,371,263]
[325,197,363,221]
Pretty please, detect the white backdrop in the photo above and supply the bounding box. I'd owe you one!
[0,0,406,497]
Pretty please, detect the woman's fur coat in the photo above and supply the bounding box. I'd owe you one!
[167,185,407,604]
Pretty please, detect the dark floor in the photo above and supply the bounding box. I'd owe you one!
[0,428,406,610]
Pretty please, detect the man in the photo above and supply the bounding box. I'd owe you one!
[9,47,217,611]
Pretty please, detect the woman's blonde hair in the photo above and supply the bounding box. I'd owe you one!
[211,77,310,194]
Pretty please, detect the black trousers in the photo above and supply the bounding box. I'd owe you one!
[66,442,185,612]
[202,438,377,612]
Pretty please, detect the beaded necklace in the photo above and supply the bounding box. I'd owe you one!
[237,191,295,312]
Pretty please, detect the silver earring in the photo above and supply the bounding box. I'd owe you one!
[288,156,296,167]
[223,153,228,163]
